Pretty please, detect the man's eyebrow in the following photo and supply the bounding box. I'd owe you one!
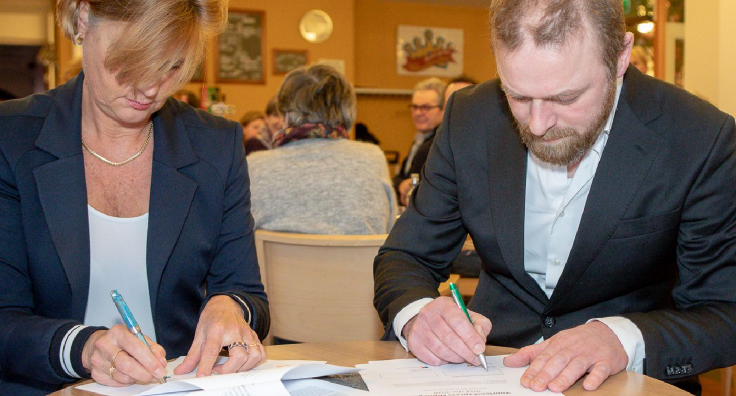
[500,83,588,101]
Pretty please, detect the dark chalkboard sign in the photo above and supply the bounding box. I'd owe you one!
[273,49,308,75]
[217,9,265,84]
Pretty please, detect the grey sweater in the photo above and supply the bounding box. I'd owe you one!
[247,139,397,234]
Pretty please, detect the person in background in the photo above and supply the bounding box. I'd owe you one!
[240,110,271,155]
[262,96,283,145]
[173,89,201,109]
[0,1,269,395]
[374,0,736,394]
[393,77,445,206]
[443,75,478,105]
[354,122,380,145]
[630,45,651,75]
[248,65,397,235]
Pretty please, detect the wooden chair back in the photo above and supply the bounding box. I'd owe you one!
[254,230,387,343]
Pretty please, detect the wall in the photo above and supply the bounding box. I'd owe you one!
[183,0,355,123]
[684,0,736,116]
[0,12,48,45]
[716,0,736,116]
[354,0,496,163]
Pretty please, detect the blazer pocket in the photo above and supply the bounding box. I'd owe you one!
[610,208,681,239]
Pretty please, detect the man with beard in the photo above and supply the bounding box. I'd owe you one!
[373,0,736,394]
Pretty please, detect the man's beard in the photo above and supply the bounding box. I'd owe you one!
[515,80,617,167]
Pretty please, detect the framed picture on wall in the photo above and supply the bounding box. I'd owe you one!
[273,49,308,75]
[216,9,265,84]
[396,25,464,77]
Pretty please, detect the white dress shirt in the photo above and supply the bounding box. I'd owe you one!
[402,131,433,176]
[394,78,645,374]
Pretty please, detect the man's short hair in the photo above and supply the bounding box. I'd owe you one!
[413,77,447,109]
[489,0,625,80]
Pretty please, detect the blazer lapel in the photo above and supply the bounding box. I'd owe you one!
[487,94,549,304]
[146,103,198,314]
[548,69,664,310]
[34,75,91,320]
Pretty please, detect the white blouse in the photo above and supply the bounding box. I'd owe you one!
[84,205,156,342]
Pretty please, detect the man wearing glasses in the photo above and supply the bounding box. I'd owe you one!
[394,77,445,206]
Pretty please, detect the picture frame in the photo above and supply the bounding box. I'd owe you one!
[396,25,464,77]
[216,9,265,84]
[273,49,309,75]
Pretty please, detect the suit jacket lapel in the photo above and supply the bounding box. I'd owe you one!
[548,68,664,310]
[146,103,198,314]
[34,75,91,320]
[487,92,549,304]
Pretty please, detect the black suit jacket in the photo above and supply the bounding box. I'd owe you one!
[393,129,436,193]
[374,66,736,384]
[0,74,270,396]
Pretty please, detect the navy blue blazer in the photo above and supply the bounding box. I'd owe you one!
[375,66,736,390]
[0,74,270,395]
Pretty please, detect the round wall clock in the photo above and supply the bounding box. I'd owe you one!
[299,10,333,44]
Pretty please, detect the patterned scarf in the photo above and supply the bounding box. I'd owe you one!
[271,123,349,148]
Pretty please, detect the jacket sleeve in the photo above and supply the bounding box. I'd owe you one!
[622,115,736,379]
[374,97,467,340]
[0,143,90,386]
[202,124,270,340]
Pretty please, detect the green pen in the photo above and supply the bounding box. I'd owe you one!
[449,282,489,371]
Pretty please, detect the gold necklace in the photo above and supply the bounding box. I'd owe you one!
[81,122,153,166]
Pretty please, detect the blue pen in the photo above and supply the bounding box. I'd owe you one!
[110,290,167,384]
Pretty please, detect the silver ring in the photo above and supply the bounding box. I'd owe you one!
[227,341,247,352]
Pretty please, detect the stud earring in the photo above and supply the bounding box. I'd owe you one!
[74,33,83,46]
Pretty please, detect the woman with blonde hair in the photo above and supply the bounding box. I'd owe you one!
[248,65,397,235]
[0,1,269,394]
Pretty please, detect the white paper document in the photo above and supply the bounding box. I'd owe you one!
[284,379,370,395]
[357,355,562,396]
[77,358,358,396]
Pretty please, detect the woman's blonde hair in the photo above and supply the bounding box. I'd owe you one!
[57,0,227,90]
[277,65,356,130]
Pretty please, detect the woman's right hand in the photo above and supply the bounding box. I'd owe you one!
[82,325,168,386]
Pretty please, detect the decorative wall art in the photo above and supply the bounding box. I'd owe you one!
[217,9,265,83]
[396,25,463,77]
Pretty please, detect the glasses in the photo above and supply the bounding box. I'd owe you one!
[408,104,441,112]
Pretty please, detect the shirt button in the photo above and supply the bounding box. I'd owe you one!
[553,258,562,266]
[543,317,555,328]
[559,211,565,218]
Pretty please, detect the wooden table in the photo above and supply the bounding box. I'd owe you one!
[51,340,689,396]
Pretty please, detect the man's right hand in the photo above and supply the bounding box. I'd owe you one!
[402,296,492,366]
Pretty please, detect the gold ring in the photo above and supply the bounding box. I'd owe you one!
[110,350,123,380]
[247,343,259,348]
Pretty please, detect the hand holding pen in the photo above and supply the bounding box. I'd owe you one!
[449,283,488,371]
[402,290,492,369]
[80,310,168,386]
[110,290,169,384]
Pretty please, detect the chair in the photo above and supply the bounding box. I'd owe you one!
[255,230,388,344]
